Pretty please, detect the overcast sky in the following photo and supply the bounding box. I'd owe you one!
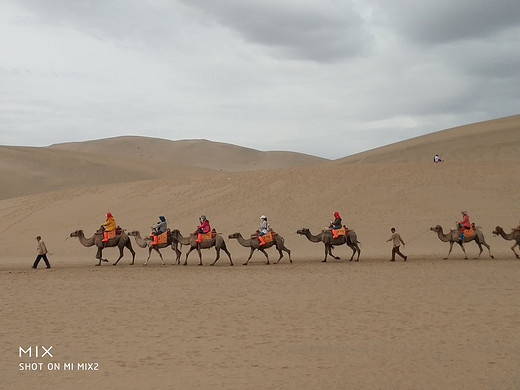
[1,0,518,159]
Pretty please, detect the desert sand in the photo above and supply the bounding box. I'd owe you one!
[1,116,519,389]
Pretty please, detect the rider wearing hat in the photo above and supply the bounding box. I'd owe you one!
[196,215,211,243]
[331,211,342,239]
[102,212,116,242]
[151,216,167,245]
[258,215,269,246]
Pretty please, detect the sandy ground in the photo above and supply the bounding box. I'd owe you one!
[1,255,519,390]
[1,116,519,389]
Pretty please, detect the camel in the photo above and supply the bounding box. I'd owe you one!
[492,226,520,259]
[127,230,182,265]
[296,228,361,262]
[170,229,233,266]
[429,225,494,259]
[70,226,136,266]
[228,232,292,265]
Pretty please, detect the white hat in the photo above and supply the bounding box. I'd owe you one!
[260,215,267,219]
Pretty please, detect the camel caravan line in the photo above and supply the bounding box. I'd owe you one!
[69,220,519,266]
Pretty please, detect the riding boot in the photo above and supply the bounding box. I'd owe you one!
[153,235,158,245]
[258,236,265,246]
[332,230,339,239]
[102,232,108,242]
[196,233,202,243]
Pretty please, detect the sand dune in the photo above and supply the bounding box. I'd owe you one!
[1,116,519,390]
[335,115,520,164]
[50,136,329,171]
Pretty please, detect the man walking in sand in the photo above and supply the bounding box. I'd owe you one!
[386,228,407,262]
[32,236,51,269]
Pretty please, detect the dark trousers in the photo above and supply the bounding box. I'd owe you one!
[391,246,406,261]
[33,254,50,268]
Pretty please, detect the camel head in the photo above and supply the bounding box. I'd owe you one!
[429,225,442,233]
[70,230,83,238]
[170,229,181,237]
[228,233,240,239]
[127,231,140,237]
[492,226,504,235]
[296,228,309,235]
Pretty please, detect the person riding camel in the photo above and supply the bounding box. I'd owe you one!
[151,216,167,245]
[102,212,116,242]
[196,215,211,243]
[457,210,471,243]
[257,215,269,246]
[331,211,342,239]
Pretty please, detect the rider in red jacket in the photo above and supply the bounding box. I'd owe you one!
[196,215,211,243]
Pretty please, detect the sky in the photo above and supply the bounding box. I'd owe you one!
[0,0,518,159]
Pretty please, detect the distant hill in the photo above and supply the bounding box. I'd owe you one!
[333,115,520,165]
[49,137,329,171]
[0,145,212,200]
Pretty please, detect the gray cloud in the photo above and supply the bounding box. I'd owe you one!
[374,0,520,45]
[179,0,373,62]
[0,0,518,159]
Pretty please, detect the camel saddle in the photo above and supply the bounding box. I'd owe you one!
[332,226,349,236]
[255,231,275,243]
[199,229,217,241]
[106,230,117,240]
[156,231,168,244]
[462,226,474,237]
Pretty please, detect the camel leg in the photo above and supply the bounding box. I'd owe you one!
[444,242,457,259]
[155,247,165,265]
[144,247,153,266]
[480,242,494,259]
[197,247,203,266]
[95,248,108,266]
[275,249,284,264]
[275,245,292,264]
[129,244,136,265]
[210,248,221,266]
[329,246,340,261]
[459,242,468,260]
[184,247,195,266]
[224,248,233,266]
[512,242,520,259]
[322,244,328,262]
[348,244,360,262]
[171,243,182,265]
[260,248,269,265]
[243,248,256,265]
[113,246,125,265]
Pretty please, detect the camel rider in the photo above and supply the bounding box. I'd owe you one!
[258,215,269,246]
[151,216,167,245]
[102,212,116,242]
[457,210,471,243]
[331,211,342,239]
[196,215,211,243]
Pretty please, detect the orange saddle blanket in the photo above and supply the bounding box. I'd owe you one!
[156,231,168,244]
[332,227,347,236]
[198,229,217,241]
[258,231,275,243]
[463,227,474,237]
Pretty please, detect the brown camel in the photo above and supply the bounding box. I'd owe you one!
[429,225,494,259]
[128,230,182,265]
[170,229,233,266]
[228,232,292,265]
[296,228,361,262]
[70,226,136,266]
[492,226,520,259]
